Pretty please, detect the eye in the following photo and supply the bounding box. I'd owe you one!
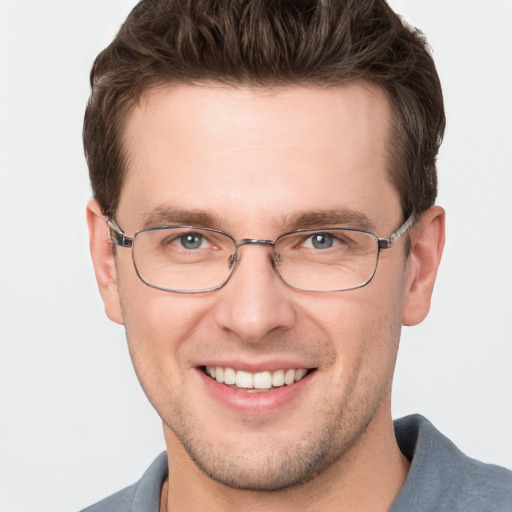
[304,232,338,250]
[177,232,205,250]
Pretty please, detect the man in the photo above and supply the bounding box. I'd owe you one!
[82,0,512,510]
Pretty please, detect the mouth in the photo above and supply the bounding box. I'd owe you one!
[202,366,314,392]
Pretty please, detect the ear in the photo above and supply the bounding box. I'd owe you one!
[402,206,445,326]
[86,199,124,325]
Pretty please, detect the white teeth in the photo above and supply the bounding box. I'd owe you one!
[205,366,309,390]
[215,366,225,383]
[271,369,285,387]
[295,368,307,381]
[224,367,236,385]
[284,369,295,385]
[235,370,253,388]
[254,371,272,389]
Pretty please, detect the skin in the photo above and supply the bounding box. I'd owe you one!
[88,83,445,511]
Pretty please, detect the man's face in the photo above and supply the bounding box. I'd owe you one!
[103,83,413,490]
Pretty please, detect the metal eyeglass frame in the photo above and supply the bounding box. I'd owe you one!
[107,213,415,293]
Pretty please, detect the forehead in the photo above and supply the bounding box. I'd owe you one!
[119,83,399,233]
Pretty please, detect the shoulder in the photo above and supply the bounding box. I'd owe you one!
[392,415,512,512]
[79,452,168,512]
[80,484,137,512]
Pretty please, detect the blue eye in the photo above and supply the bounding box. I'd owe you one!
[310,233,334,249]
[179,233,203,250]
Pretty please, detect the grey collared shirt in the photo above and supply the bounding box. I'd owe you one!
[81,415,512,512]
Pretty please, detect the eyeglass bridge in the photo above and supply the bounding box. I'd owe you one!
[228,238,280,269]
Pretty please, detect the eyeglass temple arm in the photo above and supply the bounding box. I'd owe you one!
[107,219,133,248]
[377,213,415,250]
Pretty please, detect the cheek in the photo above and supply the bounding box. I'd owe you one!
[121,290,205,354]
[309,282,403,340]
[306,279,404,381]
[117,282,216,414]
[115,260,210,375]
[351,281,405,382]
[116,249,206,339]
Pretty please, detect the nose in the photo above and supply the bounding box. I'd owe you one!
[214,244,296,344]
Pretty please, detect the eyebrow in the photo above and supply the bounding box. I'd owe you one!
[138,205,375,232]
[139,205,217,230]
[285,209,376,232]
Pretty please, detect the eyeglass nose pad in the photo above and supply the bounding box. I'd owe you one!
[228,253,238,269]
[272,252,282,267]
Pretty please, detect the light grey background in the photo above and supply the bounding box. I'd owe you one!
[0,1,511,511]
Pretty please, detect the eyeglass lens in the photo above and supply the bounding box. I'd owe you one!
[131,226,380,293]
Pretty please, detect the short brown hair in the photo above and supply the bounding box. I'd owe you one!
[83,0,445,219]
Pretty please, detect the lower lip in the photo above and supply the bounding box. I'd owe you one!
[198,368,315,415]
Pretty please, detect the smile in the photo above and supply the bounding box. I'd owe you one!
[204,366,311,391]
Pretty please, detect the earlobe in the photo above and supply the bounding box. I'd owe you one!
[402,206,445,326]
[86,199,124,325]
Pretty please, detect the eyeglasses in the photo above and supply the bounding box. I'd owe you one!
[108,214,415,293]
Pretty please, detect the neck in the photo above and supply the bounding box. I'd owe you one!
[160,403,409,512]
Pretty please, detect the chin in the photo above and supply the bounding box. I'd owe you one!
[167,404,376,492]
